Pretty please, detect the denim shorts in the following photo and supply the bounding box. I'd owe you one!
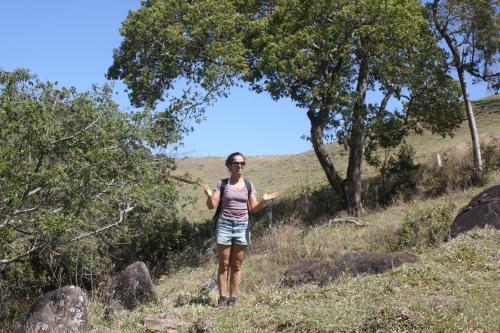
[216,218,250,246]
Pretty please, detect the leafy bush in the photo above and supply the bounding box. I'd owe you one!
[397,200,457,249]
[0,69,190,324]
[419,138,500,196]
[381,144,422,202]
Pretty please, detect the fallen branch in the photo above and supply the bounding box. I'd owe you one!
[170,174,199,185]
[327,216,368,226]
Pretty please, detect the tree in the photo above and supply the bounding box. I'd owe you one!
[0,69,186,311]
[108,0,463,216]
[429,0,500,171]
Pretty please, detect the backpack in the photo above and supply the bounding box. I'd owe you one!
[212,178,253,225]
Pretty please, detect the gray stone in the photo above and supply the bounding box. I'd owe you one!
[104,261,156,319]
[280,251,417,287]
[334,251,418,275]
[448,185,500,239]
[19,285,88,333]
[279,259,336,287]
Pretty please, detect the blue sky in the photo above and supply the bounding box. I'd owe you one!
[0,1,493,157]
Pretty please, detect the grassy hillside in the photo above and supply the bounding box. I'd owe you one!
[82,95,500,332]
[174,94,500,221]
[87,183,500,332]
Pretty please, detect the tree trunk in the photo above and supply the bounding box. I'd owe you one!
[457,68,482,171]
[431,0,482,171]
[345,57,369,217]
[307,107,344,195]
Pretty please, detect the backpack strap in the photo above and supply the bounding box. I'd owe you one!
[212,178,229,222]
[244,179,252,198]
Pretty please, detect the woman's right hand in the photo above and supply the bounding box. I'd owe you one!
[203,184,213,197]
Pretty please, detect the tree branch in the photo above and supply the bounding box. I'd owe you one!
[0,237,49,265]
[61,203,134,245]
[0,204,135,265]
[51,116,101,145]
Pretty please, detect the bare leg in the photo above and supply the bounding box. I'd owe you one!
[217,244,232,297]
[229,244,247,297]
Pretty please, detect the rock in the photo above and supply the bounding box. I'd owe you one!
[448,185,500,238]
[280,252,417,287]
[334,251,418,275]
[19,285,88,333]
[144,314,183,332]
[200,278,217,294]
[190,318,214,333]
[104,261,156,319]
[279,259,336,287]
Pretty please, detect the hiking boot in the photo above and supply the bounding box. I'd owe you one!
[217,296,228,308]
[227,296,237,307]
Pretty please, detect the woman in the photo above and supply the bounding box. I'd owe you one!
[203,152,279,308]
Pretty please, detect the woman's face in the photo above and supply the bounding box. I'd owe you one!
[228,155,245,176]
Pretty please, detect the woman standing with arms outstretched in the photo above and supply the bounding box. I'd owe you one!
[204,152,279,308]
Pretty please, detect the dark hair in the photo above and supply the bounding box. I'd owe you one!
[225,152,245,167]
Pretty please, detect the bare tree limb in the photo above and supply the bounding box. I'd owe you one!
[0,204,135,265]
[1,206,39,229]
[51,116,101,145]
[327,216,367,226]
[61,203,134,245]
[0,237,49,265]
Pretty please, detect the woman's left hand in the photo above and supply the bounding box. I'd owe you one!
[263,192,280,203]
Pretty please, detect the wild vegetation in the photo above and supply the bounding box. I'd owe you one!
[0,70,199,324]
[82,96,498,333]
[0,0,498,331]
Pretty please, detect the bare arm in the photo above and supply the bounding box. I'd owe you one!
[204,184,220,210]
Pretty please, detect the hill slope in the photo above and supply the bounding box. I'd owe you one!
[174,94,500,221]
[85,95,499,332]
[88,185,500,332]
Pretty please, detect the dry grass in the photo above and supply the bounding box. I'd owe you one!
[10,97,500,332]
[86,177,499,332]
[174,95,500,221]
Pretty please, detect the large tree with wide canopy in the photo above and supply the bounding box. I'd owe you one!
[108,0,463,216]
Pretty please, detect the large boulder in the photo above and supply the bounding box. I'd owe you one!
[279,259,337,287]
[19,285,88,333]
[280,251,417,287]
[104,261,156,319]
[334,251,418,275]
[448,185,500,238]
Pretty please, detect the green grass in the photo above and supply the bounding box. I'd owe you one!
[83,95,500,332]
[174,94,500,221]
[12,95,498,332]
[86,177,500,332]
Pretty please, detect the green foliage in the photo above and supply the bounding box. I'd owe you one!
[380,144,423,203]
[0,69,190,323]
[428,0,499,82]
[397,200,457,249]
[419,139,500,196]
[108,0,465,216]
[481,137,500,176]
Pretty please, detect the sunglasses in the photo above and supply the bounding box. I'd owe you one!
[230,161,246,166]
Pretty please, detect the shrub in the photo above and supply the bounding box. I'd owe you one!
[419,138,500,196]
[381,144,422,202]
[397,200,458,249]
[0,69,190,326]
